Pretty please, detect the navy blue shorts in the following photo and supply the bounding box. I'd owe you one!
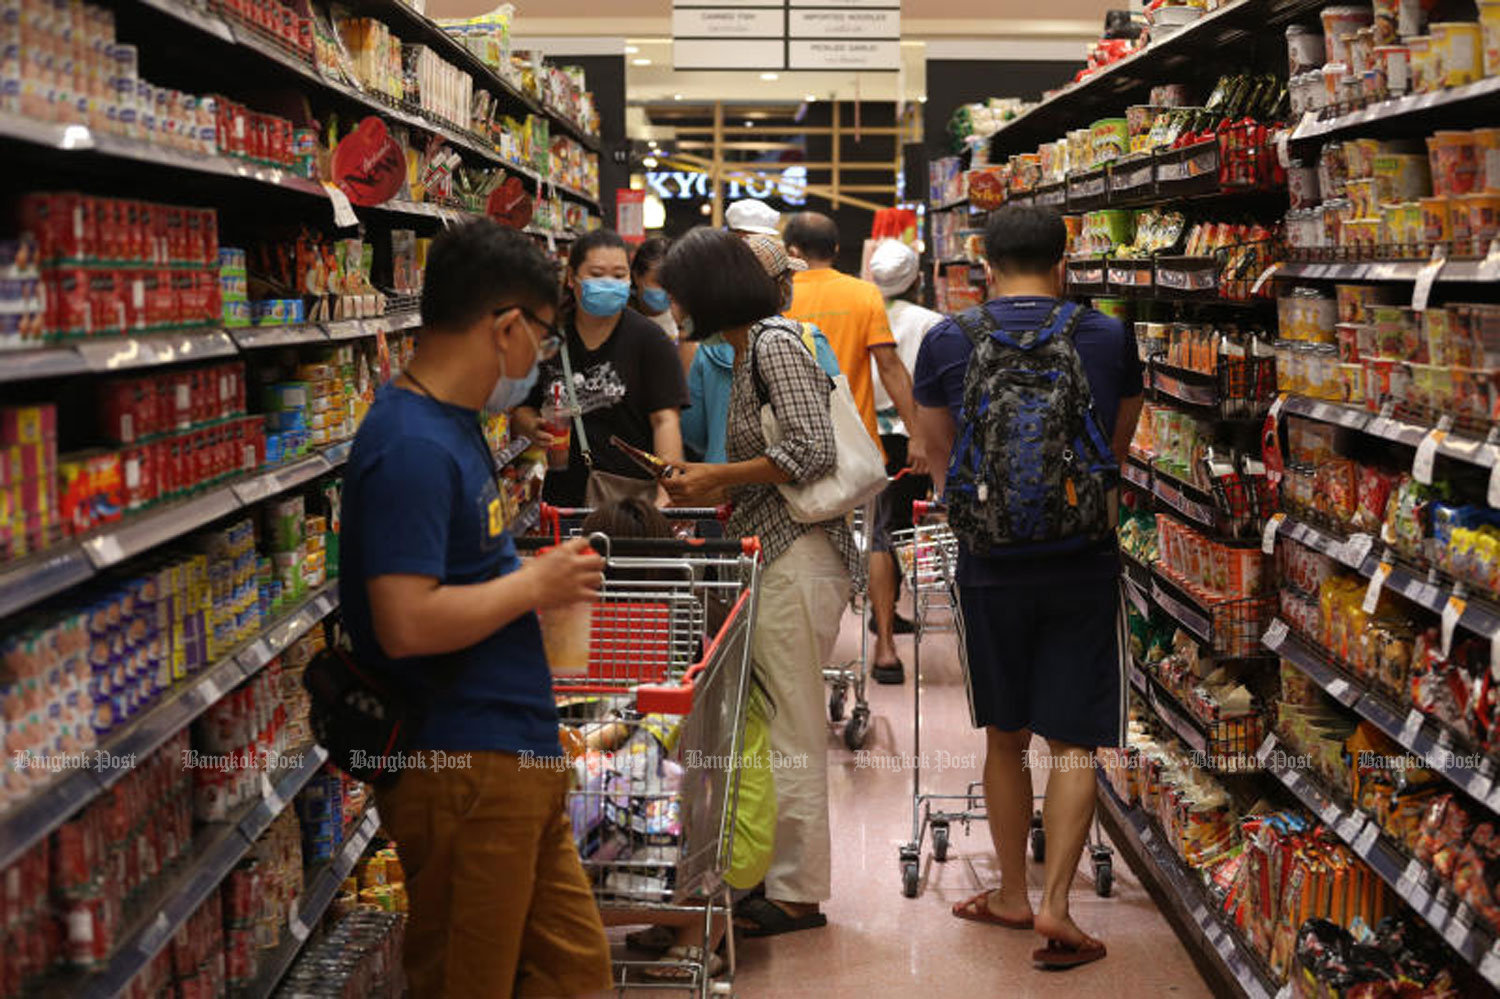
[957,577,1128,748]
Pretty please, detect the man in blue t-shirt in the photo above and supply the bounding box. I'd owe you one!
[341,220,611,998]
[913,206,1144,972]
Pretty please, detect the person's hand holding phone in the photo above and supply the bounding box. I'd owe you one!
[662,462,729,506]
[527,537,605,609]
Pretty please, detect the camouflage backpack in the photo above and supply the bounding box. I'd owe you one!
[945,300,1119,556]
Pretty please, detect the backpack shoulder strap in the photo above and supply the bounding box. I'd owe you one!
[1048,300,1086,343]
[951,305,998,347]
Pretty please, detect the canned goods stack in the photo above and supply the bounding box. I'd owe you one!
[275,909,406,999]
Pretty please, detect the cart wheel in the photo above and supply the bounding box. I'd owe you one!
[1030,823,1046,863]
[843,707,871,750]
[828,687,846,723]
[902,861,920,898]
[1095,859,1113,898]
[932,823,950,863]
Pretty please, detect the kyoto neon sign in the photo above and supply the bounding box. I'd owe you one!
[644,165,807,205]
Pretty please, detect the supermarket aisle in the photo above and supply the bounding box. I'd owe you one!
[725,606,1215,999]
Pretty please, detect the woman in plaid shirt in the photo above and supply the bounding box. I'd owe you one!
[660,228,855,937]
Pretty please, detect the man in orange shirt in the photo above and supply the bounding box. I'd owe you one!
[783,211,928,685]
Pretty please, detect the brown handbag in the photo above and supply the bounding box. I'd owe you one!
[559,341,659,509]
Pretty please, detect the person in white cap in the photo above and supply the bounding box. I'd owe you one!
[865,239,944,682]
[725,198,782,236]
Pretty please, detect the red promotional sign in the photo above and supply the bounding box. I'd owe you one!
[617,189,646,244]
[331,117,407,207]
[486,175,534,229]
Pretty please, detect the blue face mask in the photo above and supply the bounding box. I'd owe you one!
[485,323,542,414]
[578,277,631,317]
[639,286,671,315]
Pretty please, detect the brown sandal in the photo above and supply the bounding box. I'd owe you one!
[950,892,1035,929]
[1032,936,1107,970]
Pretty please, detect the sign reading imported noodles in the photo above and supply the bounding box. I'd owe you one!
[672,0,900,72]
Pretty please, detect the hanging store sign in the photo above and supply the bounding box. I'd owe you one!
[644,166,807,206]
[672,0,900,72]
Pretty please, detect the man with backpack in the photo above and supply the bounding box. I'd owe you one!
[912,206,1143,971]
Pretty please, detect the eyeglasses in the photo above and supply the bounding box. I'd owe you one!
[495,304,562,360]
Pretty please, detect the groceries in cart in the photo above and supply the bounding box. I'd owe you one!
[562,710,687,901]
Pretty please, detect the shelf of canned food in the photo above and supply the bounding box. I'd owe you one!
[240,805,382,999]
[1258,732,1500,988]
[55,744,329,999]
[0,311,422,387]
[1095,773,1281,999]
[0,439,350,619]
[0,583,339,873]
[99,0,600,207]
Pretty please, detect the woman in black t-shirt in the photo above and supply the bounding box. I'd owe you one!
[514,229,687,508]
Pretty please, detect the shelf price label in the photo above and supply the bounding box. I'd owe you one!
[1362,560,1394,614]
[1412,416,1453,485]
[1411,247,1446,312]
[1263,618,1290,650]
[1441,591,1467,658]
[1262,512,1286,555]
[1250,262,1283,296]
[1478,239,1500,283]
[1354,820,1379,855]
[1341,533,1375,567]
[322,182,360,229]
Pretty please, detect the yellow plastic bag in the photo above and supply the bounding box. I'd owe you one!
[724,686,776,890]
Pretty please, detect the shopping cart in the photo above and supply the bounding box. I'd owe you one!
[542,503,873,751]
[893,502,1115,900]
[512,531,760,998]
[825,498,874,750]
[894,501,982,897]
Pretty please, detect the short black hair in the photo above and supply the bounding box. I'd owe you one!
[658,228,781,341]
[421,220,558,332]
[630,236,671,282]
[568,228,628,273]
[782,212,839,262]
[983,206,1068,276]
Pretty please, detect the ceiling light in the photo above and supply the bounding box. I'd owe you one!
[743,119,754,128]
[804,94,817,102]
[648,139,658,148]
[673,93,683,101]
[624,45,639,54]
[642,155,658,168]
[632,57,652,66]
[760,72,779,81]
[699,202,712,216]
[919,95,929,103]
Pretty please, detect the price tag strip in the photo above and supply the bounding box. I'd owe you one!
[1411,247,1447,312]
[1441,590,1468,658]
[1412,416,1454,485]
[1363,558,1394,614]
[1262,512,1286,555]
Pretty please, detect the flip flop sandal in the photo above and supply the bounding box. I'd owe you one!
[640,945,726,982]
[735,896,828,938]
[625,925,676,954]
[1032,936,1107,970]
[950,892,1035,929]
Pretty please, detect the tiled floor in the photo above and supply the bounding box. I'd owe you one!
[620,604,1216,998]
